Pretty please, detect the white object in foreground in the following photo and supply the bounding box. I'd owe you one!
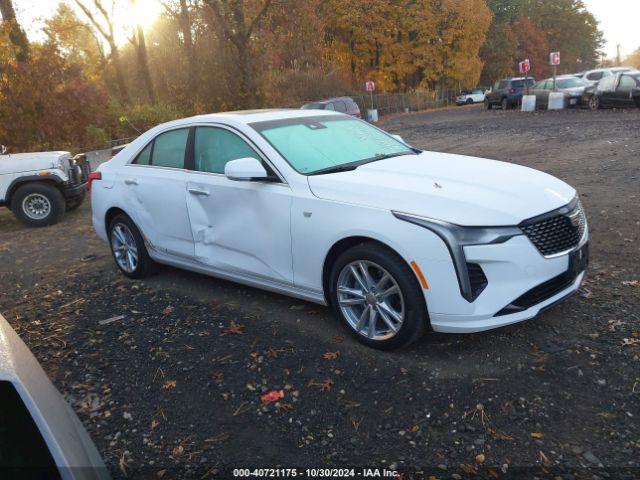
[548,92,565,110]
[90,109,588,349]
[521,95,537,111]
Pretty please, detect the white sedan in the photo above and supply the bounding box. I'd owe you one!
[90,110,588,349]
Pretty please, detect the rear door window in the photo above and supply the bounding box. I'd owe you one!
[618,75,636,90]
[587,71,603,81]
[498,81,509,90]
[133,142,152,165]
[333,101,348,113]
[151,128,189,169]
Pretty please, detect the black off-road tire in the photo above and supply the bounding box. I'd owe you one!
[501,98,509,110]
[10,182,65,227]
[108,214,157,279]
[328,242,429,350]
[484,98,492,110]
[66,192,86,212]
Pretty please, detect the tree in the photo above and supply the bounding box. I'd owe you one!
[511,17,550,79]
[130,0,156,105]
[0,0,29,62]
[625,48,640,69]
[74,0,130,103]
[202,0,274,108]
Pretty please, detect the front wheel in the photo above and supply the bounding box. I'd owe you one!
[329,243,429,350]
[11,183,65,227]
[484,98,492,110]
[66,192,86,212]
[501,98,509,110]
[466,98,474,105]
[108,214,156,279]
[588,95,600,110]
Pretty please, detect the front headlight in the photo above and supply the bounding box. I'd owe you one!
[393,211,522,302]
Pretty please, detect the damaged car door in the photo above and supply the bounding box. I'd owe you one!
[184,125,293,285]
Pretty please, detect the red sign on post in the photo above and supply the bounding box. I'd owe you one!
[518,59,531,74]
[550,52,560,66]
[365,81,375,92]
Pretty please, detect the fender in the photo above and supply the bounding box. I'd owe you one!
[2,174,64,206]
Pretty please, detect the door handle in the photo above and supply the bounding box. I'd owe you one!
[124,178,138,185]
[188,187,210,196]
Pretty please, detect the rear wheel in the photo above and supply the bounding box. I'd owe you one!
[11,183,65,227]
[501,98,509,110]
[466,98,474,105]
[588,95,600,110]
[329,243,428,350]
[108,214,156,279]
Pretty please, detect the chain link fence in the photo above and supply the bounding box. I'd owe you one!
[351,89,458,116]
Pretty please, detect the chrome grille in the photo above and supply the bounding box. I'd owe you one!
[520,201,586,257]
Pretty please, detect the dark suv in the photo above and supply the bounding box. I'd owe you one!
[301,97,361,118]
[485,77,536,110]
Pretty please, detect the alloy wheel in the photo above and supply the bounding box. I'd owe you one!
[336,260,405,341]
[111,223,139,273]
[22,193,51,220]
[588,95,599,110]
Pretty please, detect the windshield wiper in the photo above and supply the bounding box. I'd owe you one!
[307,163,360,176]
[360,150,417,165]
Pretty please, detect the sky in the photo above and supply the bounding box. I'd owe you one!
[11,0,640,60]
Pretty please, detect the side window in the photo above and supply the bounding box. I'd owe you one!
[152,129,189,168]
[618,75,636,90]
[324,103,335,111]
[587,71,603,81]
[597,75,615,92]
[334,102,347,113]
[493,81,500,91]
[133,142,152,165]
[194,127,261,174]
[498,81,508,90]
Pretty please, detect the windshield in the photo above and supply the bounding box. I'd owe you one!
[512,79,535,88]
[556,78,587,88]
[251,115,414,175]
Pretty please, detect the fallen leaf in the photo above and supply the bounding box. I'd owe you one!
[475,453,485,464]
[220,321,245,336]
[308,378,334,392]
[539,450,552,467]
[622,338,640,346]
[162,380,177,389]
[322,351,339,360]
[172,445,184,457]
[261,389,284,403]
[530,432,545,439]
[162,305,174,315]
[277,403,294,413]
[151,419,159,430]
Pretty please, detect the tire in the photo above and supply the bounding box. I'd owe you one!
[501,98,509,110]
[466,98,474,105]
[10,182,65,227]
[588,95,600,111]
[108,214,156,279]
[484,98,492,110]
[328,242,429,350]
[66,192,86,212]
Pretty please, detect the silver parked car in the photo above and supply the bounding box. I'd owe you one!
[0,313,109,479]
[531,75,590,108]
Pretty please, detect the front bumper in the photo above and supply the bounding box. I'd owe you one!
[63,182,88,199]
[430,272,583,333]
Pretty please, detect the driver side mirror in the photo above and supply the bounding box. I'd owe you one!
[1,145,7,155]
[224,157,271,181]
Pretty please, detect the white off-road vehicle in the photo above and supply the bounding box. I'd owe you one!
[0,145,90,227]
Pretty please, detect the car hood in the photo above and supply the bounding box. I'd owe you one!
[0,151,71,174]
[307,152,576,226]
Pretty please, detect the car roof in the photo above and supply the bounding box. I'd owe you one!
[306,97,354,104]
[184,108,340,125]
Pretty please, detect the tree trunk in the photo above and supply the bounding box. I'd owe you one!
[135,25,156,105]
[108,40,130,104]
[0,0,29,62]
[178,0,198,99]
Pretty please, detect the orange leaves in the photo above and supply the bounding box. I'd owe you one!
[307,378,334,392]
[322,351,340,360]
[162,305,174,315]
[220,321,245,336]
[261,389,284,403]
[162,380,176,389]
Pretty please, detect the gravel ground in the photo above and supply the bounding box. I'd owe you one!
[0,105,639,479]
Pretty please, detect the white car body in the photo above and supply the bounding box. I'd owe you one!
[91,109,588,336]
[576,67,633,85]
[0,314,109,478]
[456,88,486,105]
[0,151,74,201]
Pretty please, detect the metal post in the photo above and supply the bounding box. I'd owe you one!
[552,64,557,91]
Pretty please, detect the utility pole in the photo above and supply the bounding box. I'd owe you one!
[616,44,621,66]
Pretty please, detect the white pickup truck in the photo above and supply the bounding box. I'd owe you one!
[0,146,90,227]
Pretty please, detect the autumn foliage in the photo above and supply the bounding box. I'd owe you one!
[0,0,603,152]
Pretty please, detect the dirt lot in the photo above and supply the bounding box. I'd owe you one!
[1,105,639,479]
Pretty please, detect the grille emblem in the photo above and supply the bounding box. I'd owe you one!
[567,210,581,227]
